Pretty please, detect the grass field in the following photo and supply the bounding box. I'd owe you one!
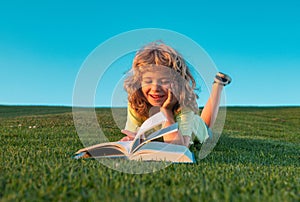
[0,105,299,201]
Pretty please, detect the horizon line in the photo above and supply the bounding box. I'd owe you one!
[1,104,300,108]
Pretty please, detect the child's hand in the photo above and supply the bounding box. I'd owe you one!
[160,85,178,126]
[162,84,178,110]
[120,130,136,141]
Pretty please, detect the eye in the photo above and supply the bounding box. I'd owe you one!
[142,79,152,85]
[160,79,170,85]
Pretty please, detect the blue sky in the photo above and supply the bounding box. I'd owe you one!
[1,0,299,106]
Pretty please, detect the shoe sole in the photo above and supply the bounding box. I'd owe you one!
[215,72,232,86]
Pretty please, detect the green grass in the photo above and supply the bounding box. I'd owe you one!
[0,106,299,202]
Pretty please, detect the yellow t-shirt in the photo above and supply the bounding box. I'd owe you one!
[124,105,210,144]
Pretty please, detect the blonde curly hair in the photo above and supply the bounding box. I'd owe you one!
[124,41,198,120]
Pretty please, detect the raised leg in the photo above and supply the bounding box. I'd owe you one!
[200,83,223,128]
[200,72,231,128]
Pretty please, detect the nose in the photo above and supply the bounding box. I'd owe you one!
[151,82,162,91]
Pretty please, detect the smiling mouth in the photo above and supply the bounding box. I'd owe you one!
[150,94,165,99]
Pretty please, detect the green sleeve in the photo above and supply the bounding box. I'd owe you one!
[176,108,209,143]
[124,105,142,132]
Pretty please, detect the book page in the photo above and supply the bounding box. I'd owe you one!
[75,141,133,156]
[129,141,195,163]
[145,123,178,141]
[130,112,167,153]
[131,123,178,153]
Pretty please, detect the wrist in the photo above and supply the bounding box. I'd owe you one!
[160,108,175,127]
[163,119,175,127]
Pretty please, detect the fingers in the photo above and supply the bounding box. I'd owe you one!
[120,136,132,141]
[121,129,136,138]
[168,88,173,101]
[161,89,171,108]
[162,87,177,109]
[165,89,173,107]
[120,130,136,141]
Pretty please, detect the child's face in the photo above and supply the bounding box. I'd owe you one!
[141,68,173,107]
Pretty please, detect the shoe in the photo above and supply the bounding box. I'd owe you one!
[214,72,232,86]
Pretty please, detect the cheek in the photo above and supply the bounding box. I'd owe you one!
[161,84,170,92]
[141,85,150,96]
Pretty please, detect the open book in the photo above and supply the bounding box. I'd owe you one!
[74,112,195,163]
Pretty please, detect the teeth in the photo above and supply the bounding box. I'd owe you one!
[151,95,163,98]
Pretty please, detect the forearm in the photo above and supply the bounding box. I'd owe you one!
[160,108,186,145]
[163,131,184,145]
[162,130,190,147]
